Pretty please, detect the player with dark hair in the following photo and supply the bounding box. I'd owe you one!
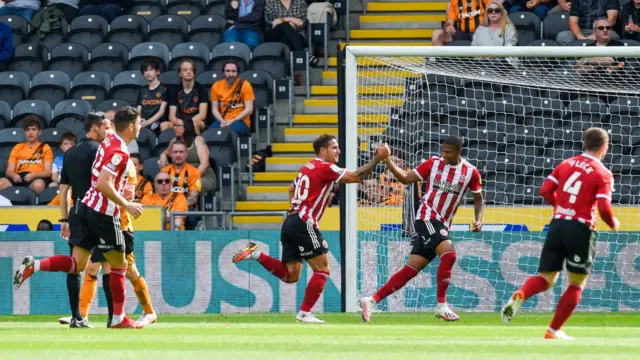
[501,128,619,340]
[360,136,484,323]
[14,106,145,329]
[232,134,390,322]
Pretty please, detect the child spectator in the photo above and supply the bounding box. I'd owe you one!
[137,59,170,135]
[50,132,76,187]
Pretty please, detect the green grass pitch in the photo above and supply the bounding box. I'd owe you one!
[1,313,638,359]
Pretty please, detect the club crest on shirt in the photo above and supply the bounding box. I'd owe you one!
[440,229,448,236]
[459,174,466,183]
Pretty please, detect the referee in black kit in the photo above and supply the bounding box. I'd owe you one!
[58,112,112,328]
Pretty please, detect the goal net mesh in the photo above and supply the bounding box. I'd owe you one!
[353,53,640,312]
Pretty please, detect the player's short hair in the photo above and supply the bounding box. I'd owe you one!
[442,135,462,151]
[84,111,108,132]
[178,59,197,75]
[584,128,609,152]
[140,58,161,75]
[113,106,139,132]
[60,132,76,144]
[222,61,239,73]
[313,134,336,154]
[130,153,143,164]
[23,115,42,130]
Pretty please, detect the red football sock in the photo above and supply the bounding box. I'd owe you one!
[437,252,456,303]
[109,268,127,316]
[520,275,550,300]
[373,265,418,303]
[300,270,330,312]
[258,252,289,282]
[549,285,582,331]
[39,255,76,273]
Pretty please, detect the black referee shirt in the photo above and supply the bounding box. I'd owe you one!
[60,137,100,202]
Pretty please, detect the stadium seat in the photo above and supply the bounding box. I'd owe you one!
[601,123,631,145]
[500,85,537,103]
[566,95,607,125]
[0,157,7,177]
[0,71,29,107]
[87,42,129,79]
[29,17,68,51]
[107,15,149,51]
[442,97,481,134]
[187,15,225,50]
[37,186,60,205]
[620,39,640,47]
[509,12,541,46]
[202,128,238,168]
[51,100,92,136]
[6,43,48,79]
[0,100,10,130]
[505,143,541,159]
[249,43,291,80]
[11,100,52,129]
[130,0,166,22]
[28,71,71,108]
[142,156,161,180]
[568,39,595,46]
[0,187,37,205]
[39,128,69,156]
[128,42,171,72]
[148,15,189,51]
[166,0,206,22]
[136,127,157,160]
[0,128,26,159]
[159,72,182,87]
[542,12,570,40]
[206,0,225,16]
[610,154,640,174]
[486,95,526,125]
[169,42,211,71]
[525,96,564,118]
[96,100,132,113]
[526,39,559,46]
[239,70,274,132]
[445,40,471,46]
[511,184,543,205]
[66,15,109,52]
[210,42,251,73]
[109,71,146,103]
[196,70,224,89]
[0,15,28,46]
[486,152,527,175]
[70,72,112,109]
[155,128,175,156]
[458,80,497,102]
[466,122,507,147]
[526,155,560,176]
[504,124,545,147]
[47,43,89,79]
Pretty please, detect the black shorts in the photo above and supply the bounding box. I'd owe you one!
[68,202,126,254]
[280,215,328,263]
[452,31,473,42]
[538,219,596,275]
[410,219,451,262]
[91,231,135,264]
[9,172,51,187]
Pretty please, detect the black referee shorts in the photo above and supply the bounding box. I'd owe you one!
[538,219,596,275]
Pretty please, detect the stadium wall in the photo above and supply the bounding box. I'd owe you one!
[1,231,637,314]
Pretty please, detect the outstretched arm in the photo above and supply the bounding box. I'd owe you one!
[471,191,484,232]
[382,156,420,184]
[339,144,390,184]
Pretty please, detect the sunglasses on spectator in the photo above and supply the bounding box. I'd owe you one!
[596,26,612,31]
[156,179,171,184]
[487,8,501,14]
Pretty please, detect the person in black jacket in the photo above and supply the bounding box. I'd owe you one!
[221,0,265,50]
[77,0,133,22]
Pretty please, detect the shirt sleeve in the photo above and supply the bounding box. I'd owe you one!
[413,158,433,181]
[242,81,255,101]
[102,150,129,177]
[447,0,458,21]
[470,168,483,193]
[199,85,210,105]
[595,171,614,201]
[143,181,153,198]
[137,87,143,108]
[173,194,189,212]
[570,0,581,17]
[43,144,54,164]
[320,163,346,183]
[188,167,202,192]
[606,0,620,11]
[8,144,19,166]
[168,87,177,107]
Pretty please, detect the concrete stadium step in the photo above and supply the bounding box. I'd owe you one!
[311,85,404,96]
[366,2,448,12]
[294,114,387,125]
[235,201,290,211]
[245,185,289,201]
[350,29,434,40]
[359,14,444,29]
[272,142,313,154]
[266,157,309,172]
[303,98,403,114]
[321,69,422,85]
[253,172,298,183]
[284,127,386,142]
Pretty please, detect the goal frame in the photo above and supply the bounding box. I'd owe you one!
[342,45,640,313]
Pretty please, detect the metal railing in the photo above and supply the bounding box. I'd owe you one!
[169,211,289,230]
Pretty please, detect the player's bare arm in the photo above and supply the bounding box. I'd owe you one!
[382,155,420,184]
[288,182,295,202]
[471,192,484,232]
[340,144,390,184]
[96,169,143,218]
[58,183,71,239]
[187,190,199,207]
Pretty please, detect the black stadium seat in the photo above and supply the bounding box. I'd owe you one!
[210,42,251,72]
[88,42,129,79]
[166,0,206,22]
[160,72,182,87]
[169,42,211,71]
[130,0,166,22]
[110,71,146,102]
[11,100,52,129]
[96,100,133,113]
[0,100,10,130]
[39,128,68,156]
[30,17,68,51]
[202,128,237,168]
[0,187,37,206]
[196,70,223,89]
[509,11,540,46]
[187,15,225,49]
[155,128,175,156]
[249,43,291,80]
[28,71,71,108]
[70,72,112,109]
[0,71,29,107]
[526,39,559,46]
[542,12,570,40]
[128,42,171,71]
[7,43,48,79]
[143,157,161,180]
[107,15,148,51]
[206,0,225,16]
[0,15,28,46]
[0,127,26,159]
[136,127,157,160]
[66,15,109,52]
[37,186,60,205]
[52,100,92,135]
[148,15,189,50]
[47,43,89,79]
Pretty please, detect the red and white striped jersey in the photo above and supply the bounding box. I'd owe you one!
[413,156,482,229]
[81,132,131,217]
[545,153,613,230]
[290,158,345,228]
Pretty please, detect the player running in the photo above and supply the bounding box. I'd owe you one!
[14,107,144,329]
[232,134,390,323]
[501,128,619,340]
[360,136,484,323]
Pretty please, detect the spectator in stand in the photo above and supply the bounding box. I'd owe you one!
[106,108,139,155]
[508,0,553,20]
[210,61,254,134]
[622,0,640,42]
[77,0,133,22]
[556,0,619,45]
[0,115,53,195]
[169,59,210,134]
[41,0,81,22]
[223,0,265,50]
[0,0,41,22]
[161,140,202,229]
[37,219,54,231]
[576,18,625,72]
[141,172,188,230]
[264,0,312,56]
[159,115,216,194]
[137,59,170,135]
[472,2,518,46]
[50,132,76,188]
[130,153,152,202]
[0,21,12,72]
[432,0,493,46]
[358,155,406,206]
[548,0,571,15]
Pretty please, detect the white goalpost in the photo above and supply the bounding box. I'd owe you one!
[343,46,640,313]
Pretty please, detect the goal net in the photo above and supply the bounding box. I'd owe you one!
[343,46,640,313]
